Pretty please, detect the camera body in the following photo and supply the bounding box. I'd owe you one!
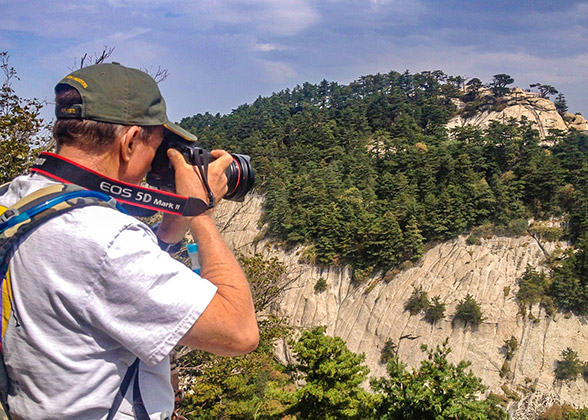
[146,130,254,202]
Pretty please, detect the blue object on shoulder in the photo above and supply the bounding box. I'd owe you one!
[186,243,201,274]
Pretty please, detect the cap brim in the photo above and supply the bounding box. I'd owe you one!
[164,121,198,142]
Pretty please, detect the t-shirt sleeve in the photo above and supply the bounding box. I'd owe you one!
[82,222,217,366]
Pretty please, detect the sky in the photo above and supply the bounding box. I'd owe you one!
[1,0,587,126]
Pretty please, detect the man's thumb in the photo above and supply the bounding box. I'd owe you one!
[167,149,180,162]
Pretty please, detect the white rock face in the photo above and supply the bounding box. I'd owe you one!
[215,195,588,415]
[447,88,585,138]
[564,112,588,132]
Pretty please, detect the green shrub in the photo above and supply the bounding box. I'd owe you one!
[404,286,429,315]
[352,266,374,284]
[554,347,583,381]
[424,296,445,324]
[567,408,588,420]
[372,338,507,419]
[506,218,529,236]
[313,278,327,293]
[471,223,495,239]
[539,404,578,420]
[453,294,484,327]
[529,224,564,242]
[548,240,588,315]
[466,234,479,245]
[503,336,519,360]
[461,102,481,119]
[399,260,414,271]
[500,384,520,401]
[516,265,549,308]
[486,392,508,408]
[499,360,511,379]
[490,102,507,113]
[380,339,397,364]
[541,295,557,316]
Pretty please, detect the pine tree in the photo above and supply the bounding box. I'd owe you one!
[372,339,505,419]
[283,327,373,420]
[402,215,424,262]
[454,294,485,327]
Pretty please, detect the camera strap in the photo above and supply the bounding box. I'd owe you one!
[31,152,214,217]
[192,149,216,210]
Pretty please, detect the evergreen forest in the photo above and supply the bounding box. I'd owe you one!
[181,69,588,315]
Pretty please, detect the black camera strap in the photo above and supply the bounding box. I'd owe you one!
[31,152,214,217]
[192,148,216,210]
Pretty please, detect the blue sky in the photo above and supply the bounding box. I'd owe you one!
[1,0,587,125]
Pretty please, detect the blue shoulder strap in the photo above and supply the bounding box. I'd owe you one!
[0,184,126,280]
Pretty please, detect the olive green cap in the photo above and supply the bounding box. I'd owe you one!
[55,62,197,142]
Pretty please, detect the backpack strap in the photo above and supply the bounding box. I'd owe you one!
[0,184,150,419]
[106,358,150,420]
[0,198,14,420]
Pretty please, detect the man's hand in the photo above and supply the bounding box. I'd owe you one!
[167,148,232,206]
[156,149,233,244]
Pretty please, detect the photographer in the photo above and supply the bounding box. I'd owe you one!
[0,63,258,419]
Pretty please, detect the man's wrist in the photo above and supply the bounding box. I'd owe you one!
[151,222,183,253]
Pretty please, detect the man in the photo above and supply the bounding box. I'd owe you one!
[0,63,259,419]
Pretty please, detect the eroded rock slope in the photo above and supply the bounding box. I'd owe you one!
[215,195,588,412]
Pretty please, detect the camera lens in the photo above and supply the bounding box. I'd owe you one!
[225,154,255,201]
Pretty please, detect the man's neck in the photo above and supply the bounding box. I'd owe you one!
[57,145,121,180]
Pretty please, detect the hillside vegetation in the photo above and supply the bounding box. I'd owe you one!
[182,70,588,315]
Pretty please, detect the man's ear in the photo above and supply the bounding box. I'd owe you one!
[119,126,142,163]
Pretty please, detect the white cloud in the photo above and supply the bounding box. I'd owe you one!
[3,0,587,117]
[191,0,319,36]
[253,42,287,52]
[108,28,151,43]
[257,59,297,83]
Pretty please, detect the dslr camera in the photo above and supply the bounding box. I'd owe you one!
[147,129,255,202]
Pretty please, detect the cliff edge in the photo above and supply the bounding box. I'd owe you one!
[215,195,588,417]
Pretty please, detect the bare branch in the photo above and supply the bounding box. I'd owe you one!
[94,46,115,65]
[141,65,169,84]
[78,53,88,70]
[70,46,116,71]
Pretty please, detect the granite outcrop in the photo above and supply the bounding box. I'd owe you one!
[447,88,587,138]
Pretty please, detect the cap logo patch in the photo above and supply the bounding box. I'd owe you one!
[65,75,88,88]
[59,107,79,115]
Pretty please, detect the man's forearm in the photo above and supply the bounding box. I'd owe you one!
[182,213,259,355]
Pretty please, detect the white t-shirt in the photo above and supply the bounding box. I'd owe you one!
[0,173,218,420]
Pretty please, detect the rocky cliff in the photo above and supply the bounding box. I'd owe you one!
[214,195,588,417]
[447,88,587,138]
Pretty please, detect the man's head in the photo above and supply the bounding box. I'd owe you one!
[55,63,168,126]
[52,63,201,184]
[53,63,167,153]
[53,62,199,150]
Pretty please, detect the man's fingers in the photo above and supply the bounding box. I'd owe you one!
[167,148,185,168]
[210,150,233,170]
